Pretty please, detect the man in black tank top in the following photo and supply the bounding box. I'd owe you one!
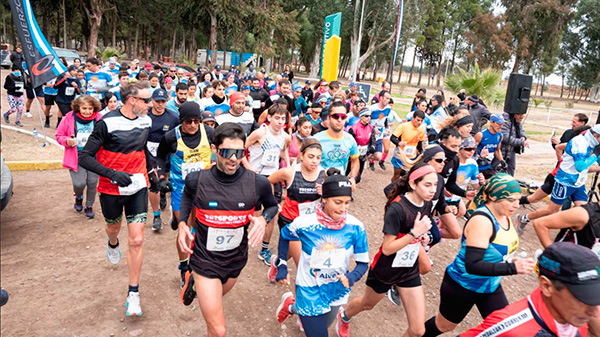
[176,123,278,336]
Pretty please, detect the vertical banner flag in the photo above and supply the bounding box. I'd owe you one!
[319,12,342,78]
[8,0,67,88]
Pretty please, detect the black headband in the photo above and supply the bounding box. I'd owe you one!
[322,178,353,198]
[456,115,474,127]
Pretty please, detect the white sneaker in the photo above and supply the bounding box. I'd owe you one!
[24,112,33,118]
[125,291,142,316]
[106,238,121,264]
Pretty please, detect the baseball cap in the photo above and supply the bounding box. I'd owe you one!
[292,84,302,92]
[460,137,476,149]
[214,65,221,71]
[68,65,78,72]
[108,57,116,64]
[538,242,600,306]
[490,113,505,124]
[317,95,328,104]
[152,88,168,102]
[469,94,480,103]
[144,62,152,69]
[311,103,322,110]
[132,59,140,64]
[260,69,266,74]
[349,82,357,88]
[305,80,311,85]
[241,85,250,91]
[359,108,371,117]
[591,124,600,134]
[201,111,216,123]
[164,77,173,83]
[320,80,328,86]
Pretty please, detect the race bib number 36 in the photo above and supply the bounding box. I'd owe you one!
[206,227,244,251]
[391,242,419,268]
[310,248,345,270]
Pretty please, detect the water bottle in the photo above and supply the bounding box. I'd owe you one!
[32,128,46,147]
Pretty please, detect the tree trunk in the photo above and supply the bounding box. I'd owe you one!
[134,23,139,58]
[371,56,378,81]
[540,74,545,96]
[308,39,321,79]
[512,53,521,73]
[560,74,564,98]
[181,26,186,62]
[436,55,443,88]
[112,19,117,48]
[156,13,163,59]
[408,48,417,85]
[55,7,61,47]
[579,88,584,100]
[209,9,217,67]
[427,64,432,87]
[417,57,424,86]
[397,40,407,84]
[450,38,459,74]
[127,25,132,58]
[62,0,67,47]
[87,19,101,57]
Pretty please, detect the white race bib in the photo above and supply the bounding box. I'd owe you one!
[592,240,600,261]
[91,92,102,100]
[76,131,91,147]
[297,200,319,216]
[118,173,147,196]
[65,86,75,96]
[146,141,159,157]
[358,145,368,156]
[310,248,345,270]
[15,81,24,93]
[392,242,419,268]
[206,227,244,251]
[403,145,416,157]
[181,161,204,179]
[260,148,280,167]
[252,100,261,109]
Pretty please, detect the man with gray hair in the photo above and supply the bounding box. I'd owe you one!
[79,80,158,317]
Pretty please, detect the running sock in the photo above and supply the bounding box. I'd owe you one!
[521,214,529,223]
[341,309,351,323]
[261,241,269,252]
[369,160,374,164]
[381,153,388,161]
[153,210,161,217]
[128,284,139,293]
[108,238,119,249]
[179,258,189,271]
[289,303,298,315]
[45,116,50,123]
[423,317,443,337]
[519,195,530,205]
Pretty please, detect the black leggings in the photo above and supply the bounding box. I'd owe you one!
[298,305,340,337]
[438,270,508,323]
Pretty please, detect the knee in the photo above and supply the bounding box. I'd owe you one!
[360,300,376,312]
[73,181,86,191]
[408,325,426,337]
[208,325,226,337]
[128,234,144,248]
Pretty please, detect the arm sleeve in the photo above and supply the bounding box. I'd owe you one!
[345,261,368,287]
[178,171,200,223]
[390,134,400,146]
[464,246,517,276]
[78,121,114,178]
[256,175,279,222]
[575,154,598,172]
[501,120,524,147]
[156,133,175,177]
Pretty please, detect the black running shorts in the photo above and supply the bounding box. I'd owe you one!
[365,268,422,294]
[99,188,148,224]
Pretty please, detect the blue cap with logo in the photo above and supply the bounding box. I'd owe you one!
[490,113,505,124]
[151,88,168,102]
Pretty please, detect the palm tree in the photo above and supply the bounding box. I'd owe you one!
[445,63,504,108]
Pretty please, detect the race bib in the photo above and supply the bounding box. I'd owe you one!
[181,161,204,179]
[261,148,280,167]
[392,242,419,268]
[404,145,416,157]
[118,173,147,196]
[206,227,244,251]
[592,239,600,261]
[297,200,319,216]
[76,131,91,147]
[146,141,159,157]
[90,92,102,100]
[310,248,345,270]
[252,100,261,109]
[65,86,75,96]
[358,145,368,156]
[15,81,24,93]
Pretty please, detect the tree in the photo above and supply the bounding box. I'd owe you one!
[464,11,512,70]
[79,0,112,58]
[445,63,504,106]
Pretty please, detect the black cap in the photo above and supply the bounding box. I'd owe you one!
[68,65,79,71]
[469,94,480,103]
[419,88,426,94]
[11,63,20,71]
[178,102,202,123]
[538,242,600,306]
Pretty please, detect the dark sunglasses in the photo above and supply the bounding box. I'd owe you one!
[330,113,347,120]
[462,147,476,152]
[432,158,445,163]
[134,96,152,103]
[217,147,246,159]
[183,119,201,125]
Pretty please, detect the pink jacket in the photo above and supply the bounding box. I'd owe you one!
[55,111,102,172]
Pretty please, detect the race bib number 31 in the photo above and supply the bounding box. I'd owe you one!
[206,227,244,251]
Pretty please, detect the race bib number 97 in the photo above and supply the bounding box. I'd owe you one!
[206,227,244,251]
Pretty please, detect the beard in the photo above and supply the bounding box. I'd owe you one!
[132,105,147,117]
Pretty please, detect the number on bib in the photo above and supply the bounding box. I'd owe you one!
[310,248,345,270]
[146,141,159,157]
[391,242,419,268]
[252,100,261,109]
[15,82,24,93]
[118,173,147,196]
[76,131,91,147]
[206,227,244,251]
[358,146,368,156]
[297,200,319,216]
[181,162,204,179]
[403,145,416,157]
[260,148,280,167]
[65,87,75,96]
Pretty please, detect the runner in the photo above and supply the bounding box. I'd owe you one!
[201,111,216,128]
[423,173,536,337]
[249,78,269,122]
[337,163,436,337]
[347,108,376,184]
[201,80,230,116]
[390,110,427,182]
[289,117,314,165]
[475,113,506,178]
[215,92,258,136]
[266,138,326,270]
[313,102,360,190]
[273,171,369,336]
[84,58,114,101]
[3,64,26,127]
[99,92,119,116]
[177,123,278,336]
[461,242,600,337]
[166,83,188,114]
[445,137,484,218]
[79,81,157,316]
[368,90,392,171]
[146,88,180,230]
[54,66,83,127]
[244,103,291,264]
[55,95,103,219]
[428,94,449,138]
[43,77,60,127]
[306,103,323,125]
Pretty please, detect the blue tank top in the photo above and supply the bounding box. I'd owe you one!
[446,206,519,293]
[476,129,502,170]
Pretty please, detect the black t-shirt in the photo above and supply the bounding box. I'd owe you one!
[554,202,600,249]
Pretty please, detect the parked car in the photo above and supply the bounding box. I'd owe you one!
[1,154,13,211]
[1,44,11,69]
[53,47,81,66]
[155,62,196,77]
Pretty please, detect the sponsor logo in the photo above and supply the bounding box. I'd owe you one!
[208,201,218,208]
[163,125,170,131]
[31,55,55,76]
[577,269,600,281]
[238,202,245,208]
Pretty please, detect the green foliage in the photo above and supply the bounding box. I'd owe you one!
[565,101,575,109]
[444,63,504,105]
[531,98,544,108]
[95,46,123,61]
[543,100,553,109]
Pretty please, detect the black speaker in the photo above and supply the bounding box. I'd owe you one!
[504,73,533,115]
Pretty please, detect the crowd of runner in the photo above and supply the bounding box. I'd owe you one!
[3,54,600,336]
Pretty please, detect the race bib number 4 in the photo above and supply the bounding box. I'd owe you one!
[181,162,204,179]
[392,242,419,268]
[297,200,319,216]
[310,248,345,270]
[206,227,244,251]
[118,173,147,196]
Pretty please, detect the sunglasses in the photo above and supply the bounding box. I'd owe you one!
[462,147,476,152]
[134,96,152,103]
[217,147,246,159]
[330,113,347,120]
[432,158,445,163]
[183,119,201,125]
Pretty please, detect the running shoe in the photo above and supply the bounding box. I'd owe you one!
[84,206,95,219]
[44,121,50,128]
[268,255,279,283]
[170,214,178,231]
[276,292,295,323]
[386,286,401,306]
[15,122,23,127]
[74,197,83,212]
[24,112,33,118]
[3,113,9,124]
[379,161,386,170]
[180,270,196,306]
[296,317,304,332]
[125,291,142,316]
[160,192,167,210]
[180,270,187,289]
[516,214,528,236]
[369,161,375,171]
[152,216,163,231]
[106,238,121,265]
[258,249,272,266]
[335,307,350,337]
